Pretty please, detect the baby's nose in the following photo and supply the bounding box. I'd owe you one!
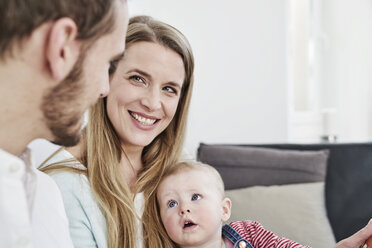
[180,209,191,215]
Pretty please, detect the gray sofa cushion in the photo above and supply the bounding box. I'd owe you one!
[225,182,336,247]
[197,142,372,242]
[197,143,329,189]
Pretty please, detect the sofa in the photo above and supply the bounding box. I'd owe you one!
[197,142,372,247]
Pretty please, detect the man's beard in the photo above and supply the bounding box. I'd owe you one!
[41,54,87,147]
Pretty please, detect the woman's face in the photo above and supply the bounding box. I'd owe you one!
[106,41,185,150]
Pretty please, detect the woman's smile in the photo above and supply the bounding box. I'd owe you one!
[129,110,160,129]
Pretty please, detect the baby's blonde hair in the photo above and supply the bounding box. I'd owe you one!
[163,161,225,198]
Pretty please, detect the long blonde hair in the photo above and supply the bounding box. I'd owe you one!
[41,15,194,248]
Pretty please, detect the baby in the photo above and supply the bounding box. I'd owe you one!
[144,160,311,248]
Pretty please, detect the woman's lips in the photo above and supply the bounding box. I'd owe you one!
[129,110,160,130]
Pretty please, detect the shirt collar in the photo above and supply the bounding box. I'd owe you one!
[18,148,34,169]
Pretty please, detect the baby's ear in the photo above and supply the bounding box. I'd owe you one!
[221,197,232,222]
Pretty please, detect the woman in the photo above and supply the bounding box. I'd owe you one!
[40,15,194,248]
[39,14,372,248]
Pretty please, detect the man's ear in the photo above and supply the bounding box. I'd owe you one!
[46,18,81,80]
[221,197,232,222]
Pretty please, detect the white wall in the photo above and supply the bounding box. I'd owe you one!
[289,0,372,143]
[320,0,372,141]
[129,0,291,157]
[30,0,291,165]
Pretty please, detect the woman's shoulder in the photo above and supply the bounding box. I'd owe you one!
[51,170,88,190]
[42,147,86,170]
[42,148,89,196]
[41,148,107,247]
[48,160,101,223]
[50,172,92,212]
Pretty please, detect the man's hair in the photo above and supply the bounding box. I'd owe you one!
[0,0,118,59]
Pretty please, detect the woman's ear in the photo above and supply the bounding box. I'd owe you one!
[46,17,81,80]
[221,197,232,222]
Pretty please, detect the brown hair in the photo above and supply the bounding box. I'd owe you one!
[143,161,225,248]
[41,15,194,248]
[0,0,120,60]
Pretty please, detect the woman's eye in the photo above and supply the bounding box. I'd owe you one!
[168,200,178,208]
[130,75,144,83]
[163,86,177,95]
[191,194,201,201]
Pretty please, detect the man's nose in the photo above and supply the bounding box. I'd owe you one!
[99,79,110,98]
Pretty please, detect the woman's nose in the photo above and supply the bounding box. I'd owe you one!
[140,89,161,111]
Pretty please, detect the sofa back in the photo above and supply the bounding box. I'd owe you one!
[197,142,372,242]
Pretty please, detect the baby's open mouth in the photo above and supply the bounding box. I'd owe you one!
[183,220,196,229]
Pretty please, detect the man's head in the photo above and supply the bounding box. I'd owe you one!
[0,0,128,146]
[0,0,122,60]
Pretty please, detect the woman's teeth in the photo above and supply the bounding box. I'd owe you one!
[131,112,156,125]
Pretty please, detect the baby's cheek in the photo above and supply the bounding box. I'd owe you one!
[163,216,179,241]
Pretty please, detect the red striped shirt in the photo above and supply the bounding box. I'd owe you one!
[225,220,311,248]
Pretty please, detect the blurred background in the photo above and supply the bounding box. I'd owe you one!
[30,0,372,164]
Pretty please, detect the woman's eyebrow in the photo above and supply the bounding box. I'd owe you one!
[127,69,152,80]
[167,82,181,89]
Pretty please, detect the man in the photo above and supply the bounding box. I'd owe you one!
[0,0,128,247]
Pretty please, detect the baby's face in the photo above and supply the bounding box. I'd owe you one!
[157,169,230,247]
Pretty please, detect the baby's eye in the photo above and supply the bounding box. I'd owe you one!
[168,200,178,208]
[191,194,201,201]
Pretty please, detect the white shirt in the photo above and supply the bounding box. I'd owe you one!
[0,148,73,248]
[134,192,144,248]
